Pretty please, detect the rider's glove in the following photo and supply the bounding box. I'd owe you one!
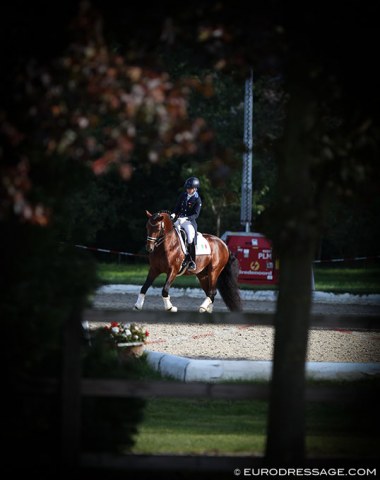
[170,213,176,219]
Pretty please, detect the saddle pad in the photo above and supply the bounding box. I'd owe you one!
[196,233,211,255]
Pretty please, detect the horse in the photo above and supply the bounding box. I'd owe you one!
[133,210,242,313]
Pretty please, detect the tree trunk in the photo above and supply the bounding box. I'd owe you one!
[265,77,319,464]
[60,302,83,470]
[266,250,315,464]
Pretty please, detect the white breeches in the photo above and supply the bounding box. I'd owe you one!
[174,218,195,244]
[182,221,195,244]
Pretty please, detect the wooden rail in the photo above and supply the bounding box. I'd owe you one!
[19,377,379,403]
[84,309,380,330]
[80,452,379,472]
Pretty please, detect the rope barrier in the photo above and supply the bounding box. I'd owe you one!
[73,243,379,264]
[313,255,380,264]
[74,244,148,258]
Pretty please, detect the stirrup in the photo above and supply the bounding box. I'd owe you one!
[182,253,190,267]
[188,260,196,270]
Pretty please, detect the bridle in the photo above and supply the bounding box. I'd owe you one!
[146,218,166,249]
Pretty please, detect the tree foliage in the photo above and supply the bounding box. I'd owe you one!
[1,1,378,254]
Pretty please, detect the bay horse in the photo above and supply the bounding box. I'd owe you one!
[134,210,242,313]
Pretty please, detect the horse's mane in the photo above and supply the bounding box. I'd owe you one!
[152,210,171,220]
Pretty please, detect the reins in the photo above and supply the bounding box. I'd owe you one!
[146,214,175,250]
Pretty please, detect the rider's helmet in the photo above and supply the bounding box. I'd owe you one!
[184,177,200,189]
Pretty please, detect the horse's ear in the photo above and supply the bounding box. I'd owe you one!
[146,210,152,218]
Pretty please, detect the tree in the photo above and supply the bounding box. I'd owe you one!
[266,75,320,463]
[264,4,380,463]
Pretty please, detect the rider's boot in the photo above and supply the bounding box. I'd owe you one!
[181,250,190,270]
[188,242,196,271]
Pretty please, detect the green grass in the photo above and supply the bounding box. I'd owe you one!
[126,360,379,458]
[132,399,267,455]
[87,352,379,459]
[97,261,380,294]
[314,264,380,294]
[131,397,379,457]
[97,262,200,288]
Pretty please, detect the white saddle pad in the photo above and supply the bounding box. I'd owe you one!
[174,226,211,255]
[195,232,211,255]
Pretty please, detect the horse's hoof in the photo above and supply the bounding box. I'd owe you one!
[166,306,178,312]
[199,306,213,313]
[133,305,141,311]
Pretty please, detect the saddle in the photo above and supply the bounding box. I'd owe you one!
[175,226,211,256]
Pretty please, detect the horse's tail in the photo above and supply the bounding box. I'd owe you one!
[217,251,242,312]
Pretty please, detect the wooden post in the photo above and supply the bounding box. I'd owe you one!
[60,303,83,471]
[265,77,319,465]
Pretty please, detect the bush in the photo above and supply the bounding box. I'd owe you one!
[81,331,147,453]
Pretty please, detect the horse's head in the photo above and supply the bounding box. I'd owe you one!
[145,210,171,253]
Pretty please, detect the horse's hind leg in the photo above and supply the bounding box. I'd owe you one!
[134,269,159,311]
[197,270,216,313]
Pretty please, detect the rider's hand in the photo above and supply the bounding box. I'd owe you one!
[170,213,175,219]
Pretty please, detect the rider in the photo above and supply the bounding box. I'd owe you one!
[171,177,202,271]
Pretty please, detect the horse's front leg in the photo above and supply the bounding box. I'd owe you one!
[161,269,179,312]
[133,268,159,311]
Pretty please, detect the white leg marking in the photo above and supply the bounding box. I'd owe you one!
[199,296,212,313]
[163,295,178,312]
[134,293,145,311]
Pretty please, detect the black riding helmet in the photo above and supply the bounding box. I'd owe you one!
[184,177,200,189]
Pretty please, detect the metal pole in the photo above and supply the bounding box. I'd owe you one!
[240,69,253,232]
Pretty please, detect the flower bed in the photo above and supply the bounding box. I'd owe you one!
[105,321,150,345]
[103,321,150,360]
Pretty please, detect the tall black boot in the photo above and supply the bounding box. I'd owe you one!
[188,242,196,271]
[180,243,190,270]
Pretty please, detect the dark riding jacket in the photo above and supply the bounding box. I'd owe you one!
[172,191,202,244]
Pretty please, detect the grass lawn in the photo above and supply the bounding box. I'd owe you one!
[97,261,380,294]
[314,264,380,294]
[98,261,200,288]
[131,396,379,458]
[132,399,267,455]
[124,358,379,458]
